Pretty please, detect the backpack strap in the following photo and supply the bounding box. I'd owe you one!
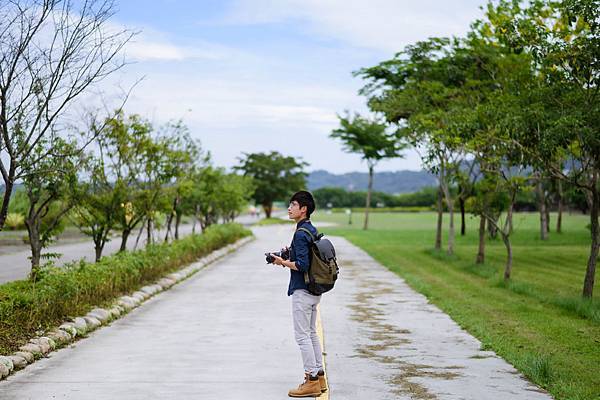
[296,227,316,242]
[296,227,318,286]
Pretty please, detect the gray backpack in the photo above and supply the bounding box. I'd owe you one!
[297,227,339,295]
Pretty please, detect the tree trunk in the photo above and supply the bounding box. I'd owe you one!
[94,243,104,262]
[364,165,373,230]
[546,205,551,233]
[439,168,454,255]
[459,196,466,236]
[476,215,486,264]
[263,203,272,218]
[536,176,549,240]
[119,228,131,252]
[488,214,499,239]
[582,175,599,298]
[146,218,152,245]
[446,198,455,255]
[501,231,513,281]
[0,179,14,232]
[192,205,200,234]
[164,212,173,243]
[175,211,182,240]
[435,183,443,251]
[502,199,516,281]
[557,179,563,233]
[26,220,42,281]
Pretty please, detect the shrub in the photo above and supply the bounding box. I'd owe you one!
[4,213,25,230]
[0,223,252,354]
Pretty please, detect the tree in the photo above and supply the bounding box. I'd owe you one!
[217,173,255,223]
[90,113,153,252]
[489,0,600,298]
[21,137,79,280]
[70,152,127,262]
[159,121,207,242]
[183,166,222,230]
[235,152,308,218]
[0,0,134,231]
[330,112,405,230]
[356,38,477,249]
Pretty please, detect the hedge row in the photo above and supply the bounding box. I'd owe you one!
[0,223,252,354]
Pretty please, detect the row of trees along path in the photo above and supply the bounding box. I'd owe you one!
[329,0,599,300]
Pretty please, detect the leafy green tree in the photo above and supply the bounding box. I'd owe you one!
[357,37,478,249]
[21,137,79,280]
[70,150,128,262]
[235,152,308,218]
[217,173,255,223]
[182,167,220,230]
[90,113,154,252]
[488,0,600,297]
[159,121,207,242]
[330,112,405,230]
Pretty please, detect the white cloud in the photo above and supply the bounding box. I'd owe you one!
[125,39,189,61]
[117,22,244,62]
[223,0,484,54]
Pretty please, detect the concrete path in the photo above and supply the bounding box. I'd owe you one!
[322,237,552,400]
[0,224,552,399]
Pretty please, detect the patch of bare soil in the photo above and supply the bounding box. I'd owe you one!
[344,258,463,399]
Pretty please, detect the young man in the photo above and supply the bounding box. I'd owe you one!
[271,190,326,397]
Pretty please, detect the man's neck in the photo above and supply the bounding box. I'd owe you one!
[294,216,308,224]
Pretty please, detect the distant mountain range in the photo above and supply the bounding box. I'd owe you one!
[2,170,438,197]
[307,170,437,194]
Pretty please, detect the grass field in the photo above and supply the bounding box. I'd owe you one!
[254,217,294,226]
[313,211,599,400]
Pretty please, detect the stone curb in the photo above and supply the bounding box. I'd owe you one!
[0,235,254,380]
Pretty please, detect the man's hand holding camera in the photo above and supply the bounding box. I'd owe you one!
[271,254,286,267]
[267,246,299,270]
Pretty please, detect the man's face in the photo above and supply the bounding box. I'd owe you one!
[288,200,307,220]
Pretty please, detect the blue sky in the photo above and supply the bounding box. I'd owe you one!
[104,0,485,173]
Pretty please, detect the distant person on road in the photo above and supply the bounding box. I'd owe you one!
[270,190,326,398]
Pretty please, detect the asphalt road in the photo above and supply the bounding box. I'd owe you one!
[0,214,263,284]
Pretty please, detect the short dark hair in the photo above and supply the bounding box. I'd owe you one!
[290,190,316,218]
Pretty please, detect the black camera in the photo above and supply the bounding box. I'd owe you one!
[265,247,290,264]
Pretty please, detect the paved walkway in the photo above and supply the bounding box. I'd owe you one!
[0,224,552,399]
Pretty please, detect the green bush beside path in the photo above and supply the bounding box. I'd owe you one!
[0,223,252,354]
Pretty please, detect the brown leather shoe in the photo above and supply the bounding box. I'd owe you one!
[318,373,327,393]
[288,375,321,398]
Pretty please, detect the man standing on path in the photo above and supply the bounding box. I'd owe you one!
[271,190,326,398]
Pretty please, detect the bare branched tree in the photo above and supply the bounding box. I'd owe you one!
[0,0,135,230]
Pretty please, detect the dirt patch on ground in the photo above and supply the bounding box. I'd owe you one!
[390,363,463,399]
[344,258,462,399]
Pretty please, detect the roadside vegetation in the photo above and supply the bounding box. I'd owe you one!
[0,223,251,355]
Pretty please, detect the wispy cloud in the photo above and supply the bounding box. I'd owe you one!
[121,25,240,62]
[223,0,484,54]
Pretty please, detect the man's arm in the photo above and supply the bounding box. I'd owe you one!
[272,231,310,271]
[272,256,299,270]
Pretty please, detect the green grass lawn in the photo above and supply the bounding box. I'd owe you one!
[313,211,599,400]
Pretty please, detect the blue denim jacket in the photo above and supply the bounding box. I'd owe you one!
[287,219,318,296]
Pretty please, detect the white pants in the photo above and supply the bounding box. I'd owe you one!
[292,289,323,377]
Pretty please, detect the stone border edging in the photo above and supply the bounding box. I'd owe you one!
[0,235,255,380]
